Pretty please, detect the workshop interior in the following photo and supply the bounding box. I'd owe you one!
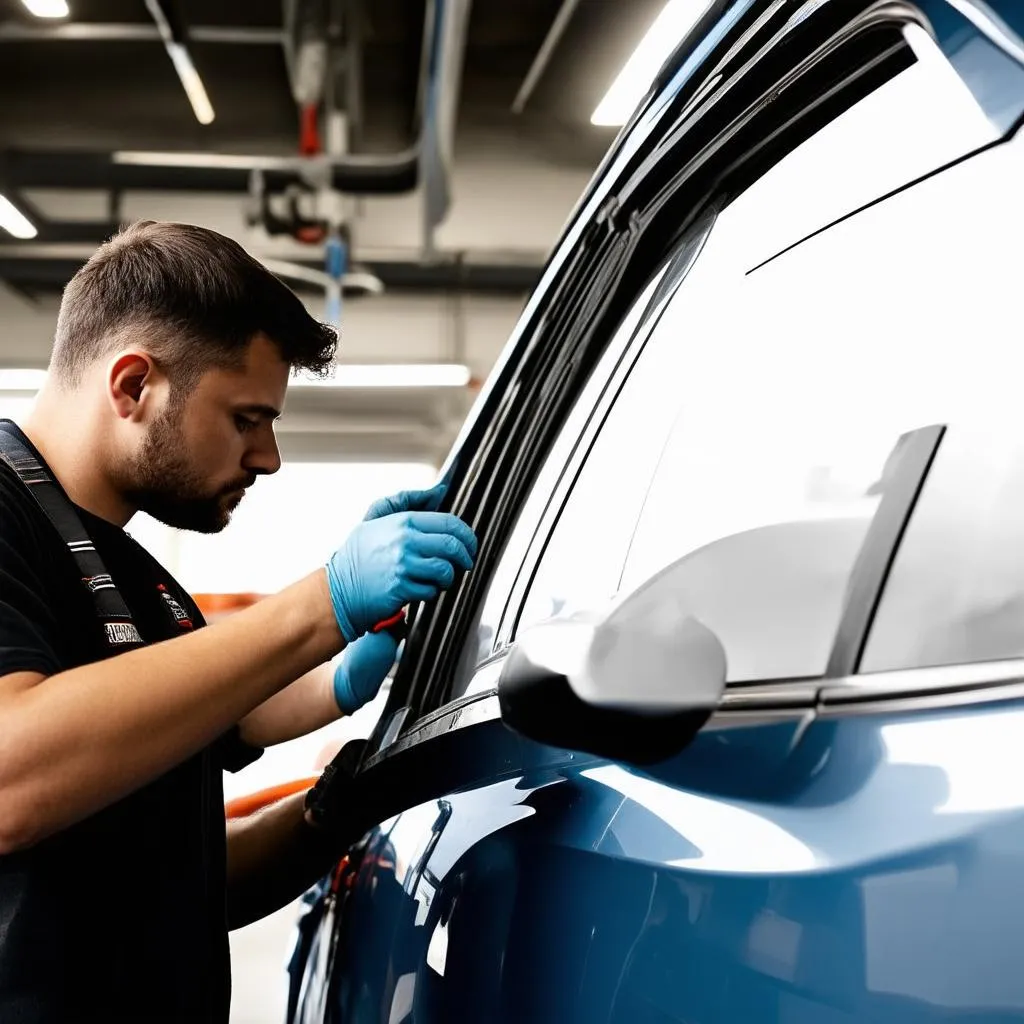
[3,0,1024,1021]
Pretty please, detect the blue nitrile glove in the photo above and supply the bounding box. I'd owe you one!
[363,481,447,521]
[333,630,399,715]
[326,511,477,642]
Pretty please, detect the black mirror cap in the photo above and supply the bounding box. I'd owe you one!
[497,650,711,766]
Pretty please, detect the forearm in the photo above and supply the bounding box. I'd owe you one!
[226,791,336,930]
[0,572,342,852]
[239,662,341,748]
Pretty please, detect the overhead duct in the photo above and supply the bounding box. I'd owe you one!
[0,247,541,297]
[283,0,331,112]
[0,0,472,213]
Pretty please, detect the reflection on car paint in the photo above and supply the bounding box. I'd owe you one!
[291,2,1024,1021]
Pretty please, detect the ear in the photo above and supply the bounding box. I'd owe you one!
[107,351,160,422]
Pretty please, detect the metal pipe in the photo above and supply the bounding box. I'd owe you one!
[511,0,581,114]
[420,0,473,258]
[0,22,285,43]
[343,0,365,151]
[0,147,420,194]
[262,257,384,295]
[0,0,470,246]
[0,247,541,295]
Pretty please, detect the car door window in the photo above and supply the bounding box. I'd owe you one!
[863,422,1024,673]
[628,136,1024,681]
[516,220,905,679]
[449,263,674,696]
[414,9,1017,717]
[512,22,1017,683]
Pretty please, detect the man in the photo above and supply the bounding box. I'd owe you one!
[0,220,477,1022]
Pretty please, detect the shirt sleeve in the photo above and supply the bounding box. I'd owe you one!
[214,726,265,773]
[0,468,64,678]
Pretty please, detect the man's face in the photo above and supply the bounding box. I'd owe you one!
[122,334,289,533]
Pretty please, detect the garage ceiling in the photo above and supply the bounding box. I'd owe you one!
[0,0,666,298]
[0,0,668,464]
[0,0,664,158]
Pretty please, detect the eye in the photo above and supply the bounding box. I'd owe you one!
[234,414,259,434]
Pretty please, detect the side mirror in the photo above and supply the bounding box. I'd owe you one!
[498,559,727,764]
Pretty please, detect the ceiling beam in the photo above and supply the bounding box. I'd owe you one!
[0,148,419,195]
[511,0,582,114]
[0,253,539,296]
[0,22,285,45]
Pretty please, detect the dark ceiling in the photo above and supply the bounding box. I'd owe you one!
[0,0,667,299]
[0,0,665,160]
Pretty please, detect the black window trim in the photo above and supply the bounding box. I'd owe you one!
[827,424,945,677]
[364,416,950,772]
[366,0,1024,761]
[437,7,954,715]
[495,206,720,654]
[365,221,636,756]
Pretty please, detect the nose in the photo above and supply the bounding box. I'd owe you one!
[243,430,282,477]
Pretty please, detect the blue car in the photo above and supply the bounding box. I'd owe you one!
[290,1,1024,1020]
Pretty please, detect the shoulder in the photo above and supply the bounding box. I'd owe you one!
[112,528,208,630]
[0,457,59,551]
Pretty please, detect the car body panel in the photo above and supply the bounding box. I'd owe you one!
[323,696,1024,1022]
[289,1,1024,1021]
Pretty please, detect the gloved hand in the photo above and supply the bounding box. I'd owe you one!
[326,511,477,642]
[332,629,399,715]
[363,481,447,521]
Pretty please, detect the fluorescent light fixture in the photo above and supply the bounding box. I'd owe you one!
[20,0,69,17]
[591,0,707,126]
[291,364,472,389]
[167,43,216,125]
[0,195,38,240]
[0,369,47,391]
[144,0,215,125]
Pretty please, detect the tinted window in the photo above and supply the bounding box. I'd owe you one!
[514,25,1015,682]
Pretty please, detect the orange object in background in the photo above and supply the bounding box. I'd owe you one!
[225,777,319,819]
[193,592,265,623]
[210,592,342,817]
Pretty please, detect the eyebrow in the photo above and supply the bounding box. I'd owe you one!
[236,403,282,421]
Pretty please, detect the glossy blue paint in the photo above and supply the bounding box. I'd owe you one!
[289,2,1024,1021]
[325,698,1024,1023]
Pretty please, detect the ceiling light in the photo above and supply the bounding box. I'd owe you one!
[144,0,215,125]
[291,364,472,389]
[20,0,69,17]
[591,0,707,127]
[167,43,216,125]
[0,195,38,240]
[0,369,47,391]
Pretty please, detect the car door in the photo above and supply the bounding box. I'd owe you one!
[291,3,1024,1022]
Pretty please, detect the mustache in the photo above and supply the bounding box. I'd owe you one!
[220,475,257,496]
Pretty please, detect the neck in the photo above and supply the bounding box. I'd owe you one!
[21,384,135,527]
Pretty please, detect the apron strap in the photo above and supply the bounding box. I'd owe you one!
[0,421,144,651]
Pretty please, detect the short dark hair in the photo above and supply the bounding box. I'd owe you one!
[51,220,338,390]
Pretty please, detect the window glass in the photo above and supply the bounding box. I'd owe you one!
[863,420,1024,673]
[448,264,672,695]
[515,271,715,633]
[740,22,997,268]
[628,132,1024,679]
[514,27,1021,682]
[519,222,903,678]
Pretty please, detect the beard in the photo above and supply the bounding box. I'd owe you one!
[119,407,255,534]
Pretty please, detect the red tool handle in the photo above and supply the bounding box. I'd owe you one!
[371,610,406,634]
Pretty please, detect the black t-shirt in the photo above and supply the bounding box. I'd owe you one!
[0,423,261,1023]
